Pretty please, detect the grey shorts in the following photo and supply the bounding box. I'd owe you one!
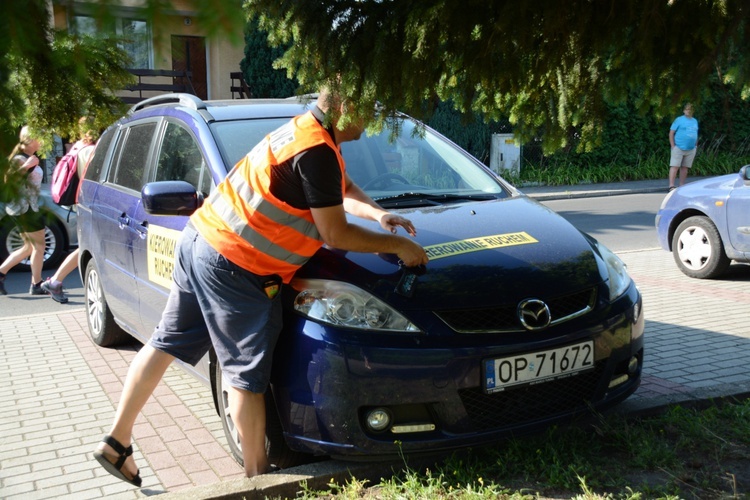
[670,147,696,168]
[149,224,283,394]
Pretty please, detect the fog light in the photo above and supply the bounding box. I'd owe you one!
[628,356,639,374]
[392,423,436,434]
[608,374,629,388]
[366,408,392,432]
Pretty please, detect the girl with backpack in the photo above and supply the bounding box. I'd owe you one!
[40,119,99,303]
[0,126,47,296]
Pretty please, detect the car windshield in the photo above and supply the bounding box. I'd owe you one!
[211,116,509,207]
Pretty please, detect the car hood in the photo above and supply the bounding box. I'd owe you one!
[673,173,739,197]
[298,196,606,310]
[660,173,741,217]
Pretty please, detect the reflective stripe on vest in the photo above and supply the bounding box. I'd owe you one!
[207,174,317,267]
[191,111,346,282]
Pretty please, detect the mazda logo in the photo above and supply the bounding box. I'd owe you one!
[518,298,551,330]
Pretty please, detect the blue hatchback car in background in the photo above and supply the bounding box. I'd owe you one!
[656,165,750,279]
[77,94,644,467]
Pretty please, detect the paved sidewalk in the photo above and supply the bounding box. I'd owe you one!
[519,177,671,200]
[2,178,749,499]
[0,311,244,499]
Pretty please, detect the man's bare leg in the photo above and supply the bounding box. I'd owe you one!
[96,345,175,481]
[227,386,269,477]
[668,166,679,188]
[679,166,689,186]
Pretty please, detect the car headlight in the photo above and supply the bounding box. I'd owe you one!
[291,279,421,332]
[595,241,632,301]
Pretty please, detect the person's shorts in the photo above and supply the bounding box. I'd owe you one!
[670,147,696,168]
[148,224,283,394]
[10,209,46,233]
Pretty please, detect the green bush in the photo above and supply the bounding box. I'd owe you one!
[427,78,750,186]
[240,19,298,99]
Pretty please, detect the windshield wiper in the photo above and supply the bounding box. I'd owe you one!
[375,192,498,208]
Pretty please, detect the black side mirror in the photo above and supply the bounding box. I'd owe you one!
[141,181,203,216]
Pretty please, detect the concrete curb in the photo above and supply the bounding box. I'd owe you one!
[526,185,668,201]
[157,460,405,500]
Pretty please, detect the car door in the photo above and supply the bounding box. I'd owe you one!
[726,172,750,254]
[132,119,213,334]
[88,120,159,335]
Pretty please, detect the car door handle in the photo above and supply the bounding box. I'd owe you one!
[136,221,148,239]
[118,214,130,229]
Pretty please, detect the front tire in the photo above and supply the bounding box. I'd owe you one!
[672,216,730,279]
[214,361,307,469]
[84,259,129,346]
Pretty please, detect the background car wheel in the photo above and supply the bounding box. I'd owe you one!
[84,260,129,346]
[672,215,730,279]
[0,219,67,271]
[214,361,308,469]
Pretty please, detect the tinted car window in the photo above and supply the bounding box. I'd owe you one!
[109,123,156,190]
[155,122,210,195]
[210,118,288,168]
[84,127,116,181]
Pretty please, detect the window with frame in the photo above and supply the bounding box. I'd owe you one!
[155,122,212,197]
[109,123,156,191]
[71,14,152,69]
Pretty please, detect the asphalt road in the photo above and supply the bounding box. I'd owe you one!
[542,192,667,252]
[1,256,84,317]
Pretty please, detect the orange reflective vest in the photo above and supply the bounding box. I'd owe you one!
[191,111,346,283]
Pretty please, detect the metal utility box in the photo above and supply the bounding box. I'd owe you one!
[490,133,521,176]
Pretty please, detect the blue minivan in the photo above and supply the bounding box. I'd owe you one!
[77,94,644,467]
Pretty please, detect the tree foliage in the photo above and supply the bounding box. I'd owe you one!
[245,0,750,152]
[0,0,243,187]
[240,18,298,98]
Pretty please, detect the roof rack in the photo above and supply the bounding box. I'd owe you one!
[286,93,318,101]
[128,93,207,115]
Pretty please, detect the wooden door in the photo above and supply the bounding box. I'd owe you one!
[171,35,207,99]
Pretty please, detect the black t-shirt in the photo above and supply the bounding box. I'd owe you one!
[268,107,343,210]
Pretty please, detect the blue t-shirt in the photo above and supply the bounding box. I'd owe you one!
[670,115,698,150]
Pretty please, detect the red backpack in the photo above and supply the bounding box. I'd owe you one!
[51,142,90,206]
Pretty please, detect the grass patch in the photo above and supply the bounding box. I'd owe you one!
[291,398,750,499]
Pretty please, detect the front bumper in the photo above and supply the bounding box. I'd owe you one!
[655,209,677,251]
[272,283,644,459]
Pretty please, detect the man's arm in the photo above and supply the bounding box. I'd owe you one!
[310,204,427,267]
[669,129,676,149]
[310,174,427,267]
[341,173,417,236]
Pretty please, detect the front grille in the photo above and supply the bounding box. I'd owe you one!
[435,287,596,333]
[456,363,603,431]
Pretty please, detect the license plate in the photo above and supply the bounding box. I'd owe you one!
[484,341,594,394]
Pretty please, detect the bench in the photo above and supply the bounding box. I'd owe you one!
[230,71,252,99]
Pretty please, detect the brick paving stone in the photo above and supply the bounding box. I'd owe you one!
[620,249,750,400]
[0,310,242,499]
